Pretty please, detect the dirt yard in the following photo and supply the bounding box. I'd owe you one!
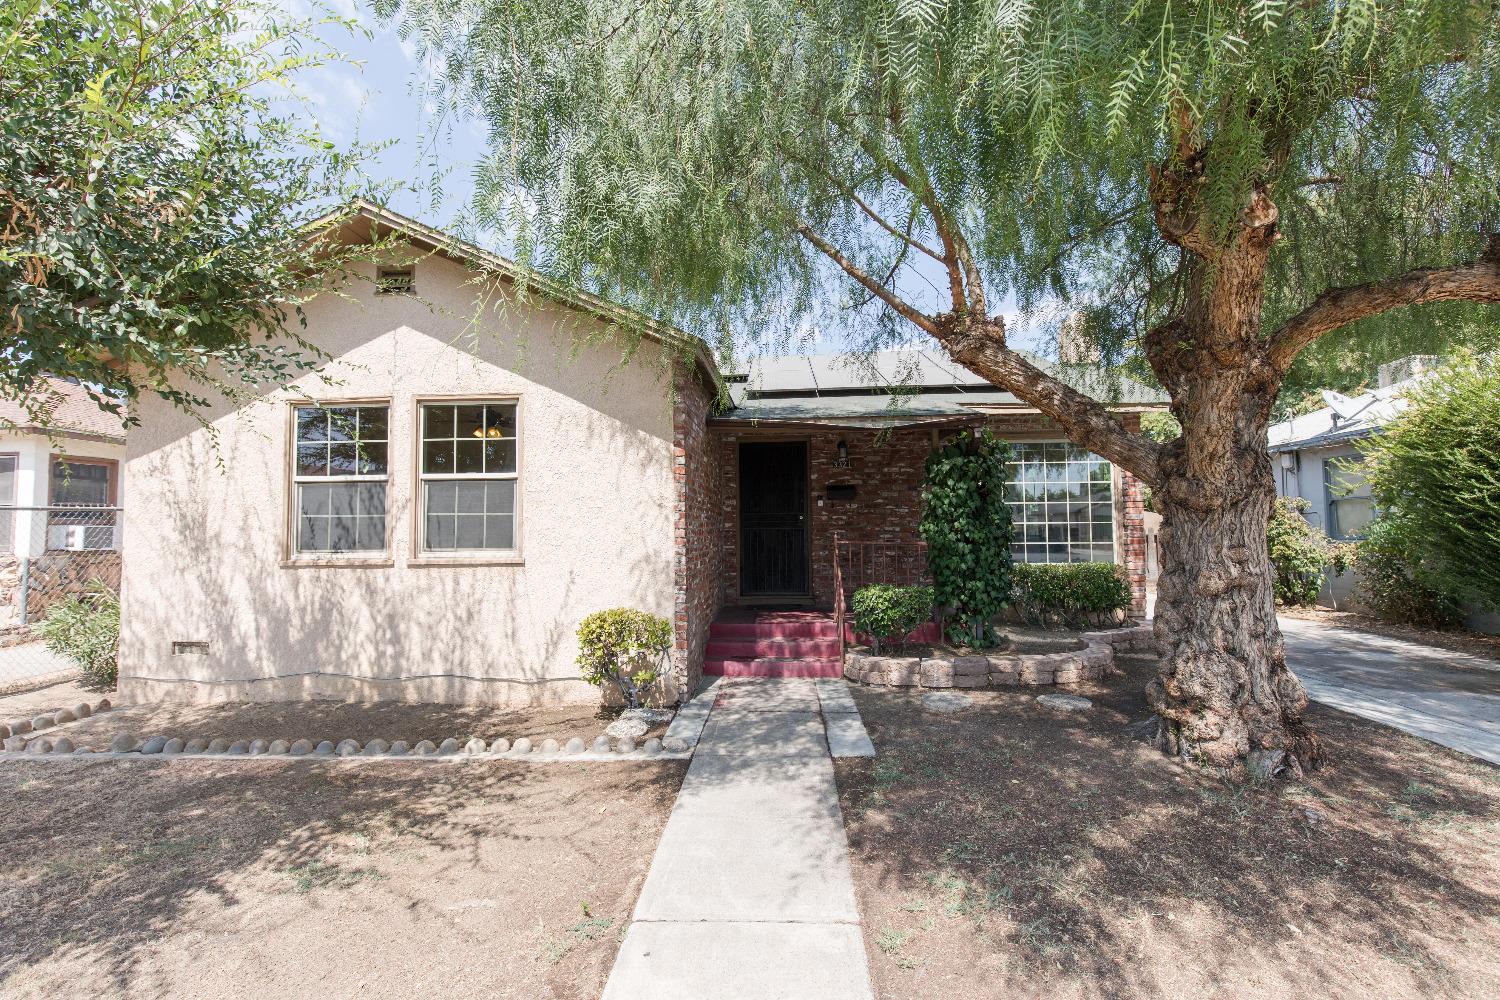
[836,653,1500,999]
[1280,606,1500,666]
[2,693,668,749]
[0,757,685,999]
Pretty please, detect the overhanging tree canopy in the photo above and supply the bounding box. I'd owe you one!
[1,0,374,427]
[381,0,1500,771]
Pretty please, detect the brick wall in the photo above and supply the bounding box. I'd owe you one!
[670,364,726,698]
[1117,413,1150,615]
[710,413,1154,617]
[713,425,937,608]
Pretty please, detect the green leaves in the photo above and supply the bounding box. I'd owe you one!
[919,431,1014,635]
[1266,497,1347,606]
[1360,355,1500,611]
[1,0,375,426]
[576,608,673,708]
[850,584,934,655]
[1010,562,1131,628]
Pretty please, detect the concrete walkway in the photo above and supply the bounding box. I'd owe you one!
[602,677,876,1000]
[1281,616,1500,765]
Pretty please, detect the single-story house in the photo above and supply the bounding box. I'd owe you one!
[1,377,127,629]
[117,201,1167,706]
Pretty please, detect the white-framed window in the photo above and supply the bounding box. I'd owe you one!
[1004,442,1116,563]
[419,401,518,552]
[1325,458,1375,540]
[292,404,389,554]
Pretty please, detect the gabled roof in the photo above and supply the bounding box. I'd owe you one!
[0,376,127,443]
[311,200,724,394]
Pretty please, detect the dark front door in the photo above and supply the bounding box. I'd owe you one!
[739,441,809,597]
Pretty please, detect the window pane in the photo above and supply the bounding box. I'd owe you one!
[299,517,327,552]
[455,514,485,548]
[426,514,456,549]
[296,443,329,477]
[357,483,387,516]
[482,439,517,474]
[485,404,517,437]
[357,442,388,476]
[358,407,388,441]
[426,481,457,514]
[454,439,484,474]
[1008,443,1113,564]
[328,442,359,476]
[487,480,516,513]
[326,407,358,441]
[485,514,514,549]
[296,407,328,443]
[299,483,331,516]
[423,440,454,474]
[52,461,111,506]
[424,405,455,439]
[455,405,485,440]
[454,481,489,513]
[355,516,386,550]
[327,514,358,551]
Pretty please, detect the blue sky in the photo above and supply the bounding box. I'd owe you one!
[273,1,1044,357]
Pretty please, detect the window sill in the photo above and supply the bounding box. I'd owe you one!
[280,557,396,569]
[408,554,525,568]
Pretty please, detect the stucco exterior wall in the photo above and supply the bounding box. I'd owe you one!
[117,253,680,705]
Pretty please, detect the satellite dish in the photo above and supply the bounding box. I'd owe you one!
[1321,390,1369,422]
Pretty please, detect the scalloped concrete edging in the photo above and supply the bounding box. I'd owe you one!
[0,695,709,764]
[844,623,1155,690]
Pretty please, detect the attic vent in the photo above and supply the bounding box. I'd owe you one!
[376,266,416,296]
[172,641,209,655]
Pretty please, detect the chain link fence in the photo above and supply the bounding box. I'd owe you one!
[0,506,123,693]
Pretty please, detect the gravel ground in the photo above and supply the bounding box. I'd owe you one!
[0,756,685,999]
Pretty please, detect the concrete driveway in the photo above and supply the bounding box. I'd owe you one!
[1280,616,1500,765]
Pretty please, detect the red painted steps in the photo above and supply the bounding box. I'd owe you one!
[704,610,843,678]
[706,657,842,678]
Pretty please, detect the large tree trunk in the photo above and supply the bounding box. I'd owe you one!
[1144,346,1320,776]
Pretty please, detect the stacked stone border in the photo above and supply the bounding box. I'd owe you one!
[843,623,1156,690]
[1,691,716,763]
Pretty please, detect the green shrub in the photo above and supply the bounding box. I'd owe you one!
[1267,497,1352,606]
[37,581,119,688]
[1354,516,1465,629]
[920,431,1013,645]
[575,608,672,708]
[1361,354,1500,612]
[1011,562,1131,628]
[850,584,934,654]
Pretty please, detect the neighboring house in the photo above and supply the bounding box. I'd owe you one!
[117,201,1167,707]
[0,377,127,630]
[1266,355,1437,605]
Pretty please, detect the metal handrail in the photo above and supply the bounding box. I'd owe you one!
[832,535,933,656]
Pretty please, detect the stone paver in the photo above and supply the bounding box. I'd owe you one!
[602,676,875,1000]
[1281,616,1500,765]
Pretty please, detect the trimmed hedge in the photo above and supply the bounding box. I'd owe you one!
[850,584,934,654]
[1011,562,1131,628]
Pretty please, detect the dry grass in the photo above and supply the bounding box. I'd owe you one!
[836,653,1500,999]
[0,756,685,999]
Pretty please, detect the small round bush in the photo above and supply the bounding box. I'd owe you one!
[850,584,934,654]
[576,608,672,708]
[37,581,119,688]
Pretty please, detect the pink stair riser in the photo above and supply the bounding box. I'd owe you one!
[703,657,843,679]
[708,620,838,640]
[705,638,841,658]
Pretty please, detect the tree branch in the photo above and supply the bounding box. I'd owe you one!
[938,318,1164,484]
[1267,237,1500,372]
[794,220,941,336]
